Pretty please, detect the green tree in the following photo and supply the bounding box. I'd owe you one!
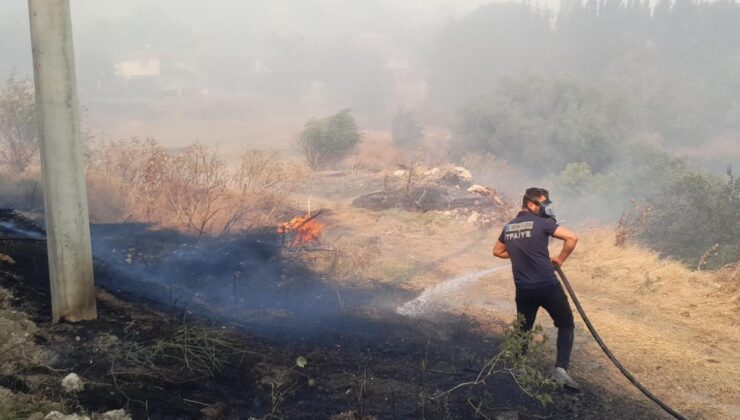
[298,110,361,170]
[453,76,624,175]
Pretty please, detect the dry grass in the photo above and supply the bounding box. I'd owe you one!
[0,287,49,376]
[111,322,249,384]
[343,130,407,172]
[547,229,739,419]
[0,387,61,420]
[0,287,59,419]
[86,138,305,234]
[299,175,739,419]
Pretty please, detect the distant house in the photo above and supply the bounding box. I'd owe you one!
[115,51,161,80]
[114,50,204,97]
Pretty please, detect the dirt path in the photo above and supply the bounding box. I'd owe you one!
[316,192,740,419]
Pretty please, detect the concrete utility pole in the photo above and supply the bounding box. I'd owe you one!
[28,0,97,322]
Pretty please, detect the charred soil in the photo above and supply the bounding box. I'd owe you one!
[0,217,662,419]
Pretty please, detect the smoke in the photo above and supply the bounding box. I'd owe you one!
[1,1,738,289]
[90,223,411,341]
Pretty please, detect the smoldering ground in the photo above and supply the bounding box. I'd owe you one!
[0,211,667,418]
[90,222,413,342]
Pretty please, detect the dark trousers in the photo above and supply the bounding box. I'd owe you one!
[515,284,575,369]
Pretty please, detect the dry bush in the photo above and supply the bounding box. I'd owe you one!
[0,74,38,173]
[87,138,304,234]
[713,262,740,298]
[161,144,229,235]
[614,199,652,247]
[86,137,167,221]
[0,169,41,210]
[343,130,407,172]
[221,150,306,234]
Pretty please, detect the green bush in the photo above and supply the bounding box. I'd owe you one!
[298,110,361,170]
[556,162,593,194]
[639,169,740,268]
[452,75,624,175]
[554,144,740,268]
[391,110,423,148]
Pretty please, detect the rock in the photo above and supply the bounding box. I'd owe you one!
[468,184,504,206]
[44,412,90,420]
[99,409,132,420]
[467,211,481,224]
[331,411,377,420]
[200,402,227,420]
[61,373,83,393]
[423,167,440,176]
[393,169,406,177]
[440,166,472,186]
[453,166,472,182]
[495,411,519,420]
[0,253,16,264]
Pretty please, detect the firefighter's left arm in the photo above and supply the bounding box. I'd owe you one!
[493,240,510,259]
[551,226,578,266]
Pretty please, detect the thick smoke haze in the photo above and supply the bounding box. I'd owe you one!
[1,0,738,230]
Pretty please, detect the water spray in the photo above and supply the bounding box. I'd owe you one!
[396,264,511,317]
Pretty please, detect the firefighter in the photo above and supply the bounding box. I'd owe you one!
[493,187,580,389]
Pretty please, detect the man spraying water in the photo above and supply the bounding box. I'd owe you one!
[493,187,580,389]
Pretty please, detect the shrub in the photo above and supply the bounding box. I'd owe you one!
[391,110,423,148]
[452,75,624,175]
[554,142,740,267]
[0,74,38,173]
[87,138,303,235]
[639,169,740,268]
[556,162,593,194]
[298,110,361,170]
[220,149,304,234]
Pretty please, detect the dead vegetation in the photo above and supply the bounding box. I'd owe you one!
[110,322,250,384]
[0,74,38,173]
[86,138,305,235]
[614,199,652,247]
[0,287,49,376]
[0,387,62,420]
[351,161,514,229]
[431,317,558,410]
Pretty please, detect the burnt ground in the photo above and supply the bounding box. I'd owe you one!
[0,217,663,419]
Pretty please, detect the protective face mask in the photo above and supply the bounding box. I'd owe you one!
[540,199,556,220]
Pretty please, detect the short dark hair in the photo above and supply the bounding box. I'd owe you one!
[522,187,549,207]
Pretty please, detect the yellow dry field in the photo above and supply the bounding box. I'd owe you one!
[308,190,740,420]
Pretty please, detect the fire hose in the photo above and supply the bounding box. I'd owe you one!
[553,264,688,420]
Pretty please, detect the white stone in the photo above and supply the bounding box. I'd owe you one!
[99,409,132,420]
[44,412,90,420]
[467,211,481,224]
[61,373,83,393]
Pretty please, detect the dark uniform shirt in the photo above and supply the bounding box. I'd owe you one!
[498,211,559,290]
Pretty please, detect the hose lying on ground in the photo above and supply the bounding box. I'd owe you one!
[553,264,688,420]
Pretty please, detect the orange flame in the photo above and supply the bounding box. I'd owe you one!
[278,214,323,246]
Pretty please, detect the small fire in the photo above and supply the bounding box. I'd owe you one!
[278,213,323,247]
